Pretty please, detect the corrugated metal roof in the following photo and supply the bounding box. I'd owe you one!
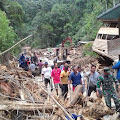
[97,3,120,20]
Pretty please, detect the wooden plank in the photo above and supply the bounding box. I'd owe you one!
[70,85,83,105]
[0,100,56,111]
[92,48,114,60]
[99,19,118,22]
[78,41,94,44]
[98,27,119,35]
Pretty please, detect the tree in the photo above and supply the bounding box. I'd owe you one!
[1,0,116,50]
[0,0,5,11]
[5,1,24,36]
[0,10,16,52]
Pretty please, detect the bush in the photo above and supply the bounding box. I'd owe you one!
[0,10,16,52]
[82,43,99,58]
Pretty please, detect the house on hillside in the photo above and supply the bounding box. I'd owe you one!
[92,3,120,60]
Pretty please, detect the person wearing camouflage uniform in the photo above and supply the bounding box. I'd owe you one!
[96,67,120,112]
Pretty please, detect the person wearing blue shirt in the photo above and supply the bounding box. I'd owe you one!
[20,54,25,62]
[19,54,25,68]
[112,58,120,93]
[69,66,82,91]
[112,61,120,81]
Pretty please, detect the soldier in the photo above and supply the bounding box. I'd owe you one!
[96,67,120,112]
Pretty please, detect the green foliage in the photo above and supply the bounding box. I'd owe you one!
[0,0,5,11]
[5,1,24,36]
[64,41,72,47]
[82,43,99,58]
[0,10,16,52]
[0,0,119,54]
[29,0,117,48]
[8,0,118,49]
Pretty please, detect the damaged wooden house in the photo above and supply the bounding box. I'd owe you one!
[92,3,120,61]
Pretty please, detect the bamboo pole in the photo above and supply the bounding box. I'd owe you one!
[40,85,73,120]
[0,35,32,56]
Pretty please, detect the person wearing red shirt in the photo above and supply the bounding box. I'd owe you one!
[51,63,61,95]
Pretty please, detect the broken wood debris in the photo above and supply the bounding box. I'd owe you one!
[0,100,56,111]
[0,63,118,120]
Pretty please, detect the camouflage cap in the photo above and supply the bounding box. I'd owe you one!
[104,67,110,73]
[104,67,110,71]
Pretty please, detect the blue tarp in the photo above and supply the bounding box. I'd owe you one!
[66,114,82,120]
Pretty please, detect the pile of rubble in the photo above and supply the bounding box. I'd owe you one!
[0,67,54,119]
[0,62,118,120]
[0,44,118,120]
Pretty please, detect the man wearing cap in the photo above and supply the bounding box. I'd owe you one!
[42,62,53,91]
[96,67,120,112]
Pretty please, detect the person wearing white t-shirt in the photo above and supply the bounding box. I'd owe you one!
[42,62,53,91]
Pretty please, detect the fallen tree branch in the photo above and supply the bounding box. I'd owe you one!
[0,34,32,56]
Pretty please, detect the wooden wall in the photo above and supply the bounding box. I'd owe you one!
[92,39,108,54]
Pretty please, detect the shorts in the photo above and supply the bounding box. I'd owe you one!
[44,78,50,85]
[44,78,53,90]
[54,83,60,89]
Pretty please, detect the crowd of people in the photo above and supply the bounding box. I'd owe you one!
[41,60,120,113]
[18,53,43,76]
[18,53,120,113]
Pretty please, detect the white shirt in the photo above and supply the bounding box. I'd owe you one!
[42,67,52,79]
[80,71,85,84]
[29,63,36,72]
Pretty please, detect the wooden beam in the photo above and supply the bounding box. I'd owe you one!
[92,48,114,60]
[0,100,56,111]
[70,85,83,105]
[98,19,118,23]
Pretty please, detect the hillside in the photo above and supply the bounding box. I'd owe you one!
[0,0,119,52]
